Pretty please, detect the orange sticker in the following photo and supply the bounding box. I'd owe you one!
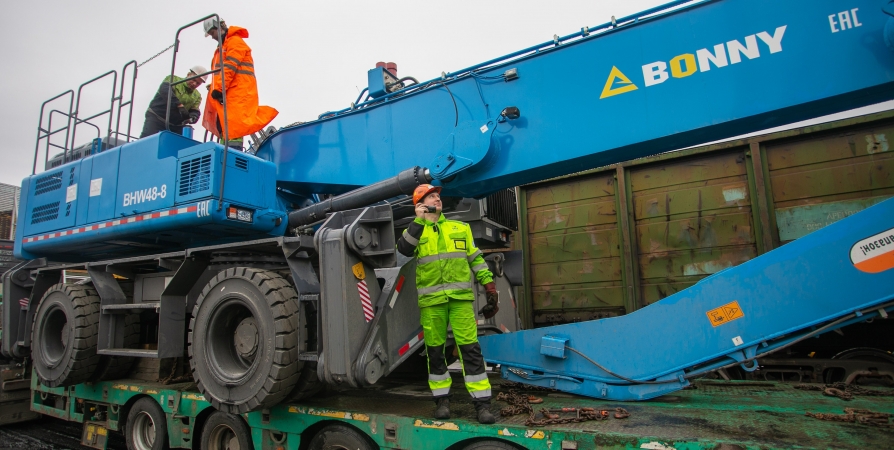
[707,301,745,327]
[850,227,894,274]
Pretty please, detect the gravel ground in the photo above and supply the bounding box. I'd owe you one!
[0,416,126,450]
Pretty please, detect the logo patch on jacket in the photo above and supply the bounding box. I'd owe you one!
[454,239,467,250]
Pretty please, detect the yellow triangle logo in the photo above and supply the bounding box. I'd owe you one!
[600,66,638,99]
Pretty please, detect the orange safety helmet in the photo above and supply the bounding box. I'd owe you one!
[413,184,442,205]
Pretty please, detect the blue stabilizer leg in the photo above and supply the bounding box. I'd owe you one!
[479,198,894,401]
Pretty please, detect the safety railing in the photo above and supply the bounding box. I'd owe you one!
[32,59,139,174]
[113,60,139,144]
[166,14,229,211]
[33,91,73,175]
[69,70,117,164]
[312,0,707,122]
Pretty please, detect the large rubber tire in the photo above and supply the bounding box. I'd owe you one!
[31,284,101,387]
[285,362,323,402]
[189,268,301,413]
[461,440,521,450]
[308,424,376,450]
[94,313,141,381]
[201,410,254,450]
[125,397,170,450]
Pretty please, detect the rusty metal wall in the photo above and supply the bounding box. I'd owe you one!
[519,111,894,327]
[763,121,894,246]
[628,150,758,307]
[523,173,624,325]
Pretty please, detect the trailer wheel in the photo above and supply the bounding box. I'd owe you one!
[31,284,100,387]
[126,397,169,450]
[189,267,301,413]
[201,410,253,450]
[308,423,375,450]
[461,440,522,450]
[94,313,141,381]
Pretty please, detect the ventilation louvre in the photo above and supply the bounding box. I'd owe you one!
[31,201,60,224]
[485,188,519,231]
[35,171,63,195]
[234,156,248,170]
[179,155,212,196]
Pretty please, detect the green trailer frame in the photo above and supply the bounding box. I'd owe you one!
[28,371,894,450]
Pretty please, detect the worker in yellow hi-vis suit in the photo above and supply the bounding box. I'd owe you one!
[397,184,500,424]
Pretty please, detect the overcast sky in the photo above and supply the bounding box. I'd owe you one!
[2,0,891,187]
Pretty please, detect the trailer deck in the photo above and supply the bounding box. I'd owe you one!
[30,370,894,449]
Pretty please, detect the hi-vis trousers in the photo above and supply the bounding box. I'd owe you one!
[420,299,492,400]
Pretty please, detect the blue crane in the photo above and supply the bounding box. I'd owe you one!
[4,0,894,408]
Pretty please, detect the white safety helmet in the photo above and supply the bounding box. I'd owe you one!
[189,65,209,82]
[203,17,222,36]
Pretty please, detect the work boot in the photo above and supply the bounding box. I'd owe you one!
[474,400,496,424]
[434,397,450,419]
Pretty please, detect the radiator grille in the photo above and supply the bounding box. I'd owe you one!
[235,156,248,170]
[31,202,60,224]
[35,171,63,195]
[179,155,212,196]
[485,189,518,231]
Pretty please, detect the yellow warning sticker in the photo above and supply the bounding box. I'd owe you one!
[706,301,745,327]
[352,262,365,280]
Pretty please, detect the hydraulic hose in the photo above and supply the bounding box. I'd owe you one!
[288,166,432,228]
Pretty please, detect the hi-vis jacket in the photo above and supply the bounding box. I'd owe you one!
[397,214,494,308]
[202,26,278,139]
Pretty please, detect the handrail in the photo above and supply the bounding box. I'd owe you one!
[70,70,118,164]
[33,90,73,174]
[115,60,138,144]
[166,14,229,211]
[306,0,706,122]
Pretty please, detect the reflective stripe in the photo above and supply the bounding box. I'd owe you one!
[418,281,473,296]
[402,230,419,246]
[469,388,492,399]
[464,373,488,383]
[472,263,488,273]
[431,387,451,397]
[467,250,483,262]
[429,372,451,382]
[225,56,254,68]
[223,64,255,77]
[418,251,467,265]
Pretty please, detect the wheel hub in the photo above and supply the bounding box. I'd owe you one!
[234,317,258,360]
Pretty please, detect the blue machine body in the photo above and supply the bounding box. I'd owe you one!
[257,0,894,197]
[10,0,894,400]
[479,198,894,401]
[15,132,287,260]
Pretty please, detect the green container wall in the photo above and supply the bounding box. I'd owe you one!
[518,111,894,327]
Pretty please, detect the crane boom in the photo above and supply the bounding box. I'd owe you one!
[257,0,894,198]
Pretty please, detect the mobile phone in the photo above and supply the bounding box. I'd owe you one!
[425,206,437,213]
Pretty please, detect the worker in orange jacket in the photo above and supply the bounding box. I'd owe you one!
[202,18,278,150]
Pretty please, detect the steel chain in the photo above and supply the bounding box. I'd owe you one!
[794,382,894,401]
[138,43,176,68]
[495,389,629,427]
[805,408,893,428]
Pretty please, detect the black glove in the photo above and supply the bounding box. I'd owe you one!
[177,105,188,119]
[211,89,223,103]
[188,110,200,124]
[478,282,499,319]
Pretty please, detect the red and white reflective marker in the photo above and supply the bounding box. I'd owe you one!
[399,331,425,356]
[357,280,375,322]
